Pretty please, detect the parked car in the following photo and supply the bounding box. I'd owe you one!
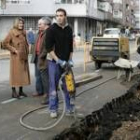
[129,33,136,41]
[103,28,122,38]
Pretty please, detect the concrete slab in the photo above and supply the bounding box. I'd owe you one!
[75,72,102,87]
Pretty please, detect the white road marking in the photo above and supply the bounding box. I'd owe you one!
[1,98,17,104]
[1,96,24,104]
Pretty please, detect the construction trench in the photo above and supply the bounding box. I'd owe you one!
[53,75,140,140]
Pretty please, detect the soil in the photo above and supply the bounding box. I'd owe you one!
[111,121,140,140]
[53,74,140,140]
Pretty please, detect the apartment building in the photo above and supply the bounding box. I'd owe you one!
[0,0,137,41]
[98,0,136,27]
[133,0,140,29]
[123,0,135,27]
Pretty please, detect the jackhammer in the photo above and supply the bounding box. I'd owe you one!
[20,63,77,131]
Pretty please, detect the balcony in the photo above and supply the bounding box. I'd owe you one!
[97,0,108,2]
[88,9,105,20]
[112,0,122,4]
[55,0,85,4]
[97,1,112,13]
[55,3,87,17]
[55,1,105,20]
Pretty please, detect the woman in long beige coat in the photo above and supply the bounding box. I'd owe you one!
[3,17,30,98]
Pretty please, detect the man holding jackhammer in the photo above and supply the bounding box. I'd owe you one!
[44,8,74,118]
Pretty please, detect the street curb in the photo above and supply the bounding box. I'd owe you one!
[75,72,102,87]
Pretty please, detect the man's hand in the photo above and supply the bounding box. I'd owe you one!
[56,59,67,68]
[137,62,140,69]
[68,59,74,67]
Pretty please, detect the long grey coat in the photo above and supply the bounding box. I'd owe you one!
[3,28,30,87]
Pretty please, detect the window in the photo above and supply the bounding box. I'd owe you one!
[55,0,61,3]
[126,4,129,10]
[6,0,30,4]
[131,9,134,14]
[98,2,112,13]
[11,0,19,3]
[24,17,39,31]
[126,16,129,22]
[113,0,122,4]
[113,10,122,18]
[55,0,84,4]
[0,0,6,9]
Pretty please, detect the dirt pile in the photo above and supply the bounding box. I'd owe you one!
[53,78,140,140]
[111,121,140,140]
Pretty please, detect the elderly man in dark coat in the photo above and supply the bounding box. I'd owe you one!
[31,17,51,104]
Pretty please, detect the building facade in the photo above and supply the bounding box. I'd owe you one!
[0,0,137,41]
[133,0,140,29]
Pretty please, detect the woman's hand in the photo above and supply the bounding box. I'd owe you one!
[13,49,18,54]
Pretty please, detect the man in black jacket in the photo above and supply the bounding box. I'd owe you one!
[45,8,74,118]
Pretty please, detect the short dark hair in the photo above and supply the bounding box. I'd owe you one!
[56,8,67,16]
[40,17,52,26]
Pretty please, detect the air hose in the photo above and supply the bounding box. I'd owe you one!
[20,67,76,131]
[20,67,117,131]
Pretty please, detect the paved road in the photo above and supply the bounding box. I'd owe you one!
[0,40,140,140]
[0,62,125,140]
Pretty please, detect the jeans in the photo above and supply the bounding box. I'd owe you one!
[40,68,49,94]
[35,56,43,94]
[48,60,73,112]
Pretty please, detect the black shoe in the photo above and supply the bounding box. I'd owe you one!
[19,92,27,97]
[12,92,20,99]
